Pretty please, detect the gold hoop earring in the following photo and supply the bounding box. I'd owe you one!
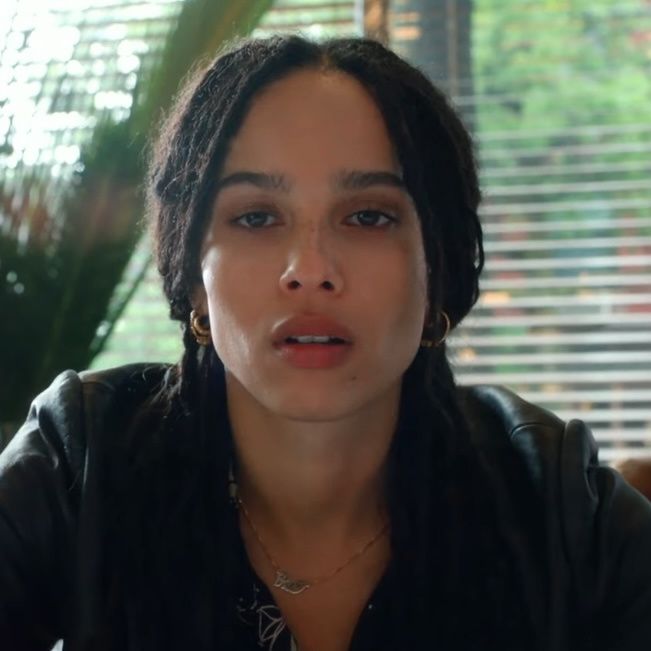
[420,311,451,348]
[190,309,212,346]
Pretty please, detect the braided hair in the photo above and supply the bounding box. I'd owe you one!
[101,35,537,650]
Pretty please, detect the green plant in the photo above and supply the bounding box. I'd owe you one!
[0,0,273,436]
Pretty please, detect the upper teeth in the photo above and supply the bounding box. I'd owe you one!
[289,335,340,343]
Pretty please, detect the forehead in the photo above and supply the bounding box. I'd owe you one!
[221,68,399,176]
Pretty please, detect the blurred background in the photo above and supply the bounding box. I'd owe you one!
[0,0,650,463]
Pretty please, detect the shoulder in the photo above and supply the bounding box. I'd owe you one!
[458,384,587,486]
[458,384,565,448]
[77,362,175,432]
[2,363,173,481]
[458,383,651,531]
[459,385,651,647]
[0,364,171,645]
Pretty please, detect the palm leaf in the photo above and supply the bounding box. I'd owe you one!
[136,0,274,129]
[88,0,274,362]
[1,0,273,435]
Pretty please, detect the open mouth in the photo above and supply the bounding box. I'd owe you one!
[271,315,354,368]
[284,336,349,345]
[275,335,353,369]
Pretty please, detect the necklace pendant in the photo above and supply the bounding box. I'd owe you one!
[274,570,310,595]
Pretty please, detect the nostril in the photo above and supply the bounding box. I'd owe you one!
[286,280,334,290]
[282,276,338,292]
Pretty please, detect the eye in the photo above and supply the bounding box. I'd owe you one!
[346,210,396,228]
[232,211,278,229]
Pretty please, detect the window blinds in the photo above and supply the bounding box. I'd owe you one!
[390,0,651,463]
[16,0,644,463]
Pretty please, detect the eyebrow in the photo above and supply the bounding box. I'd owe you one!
[334,169,406,191]
[216,171,290,192]
[216,169,406,193]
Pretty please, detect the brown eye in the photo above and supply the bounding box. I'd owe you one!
[232,211,277,228]
[347,210,396,228]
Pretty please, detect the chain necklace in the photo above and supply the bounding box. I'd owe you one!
[237,496,390,596]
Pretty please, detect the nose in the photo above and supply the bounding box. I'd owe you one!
[279,223,343,295]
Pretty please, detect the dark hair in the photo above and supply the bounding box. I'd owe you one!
[149,35,483,345]
[102,35,537,650]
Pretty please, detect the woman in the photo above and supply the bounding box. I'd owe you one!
[1,35,650,651]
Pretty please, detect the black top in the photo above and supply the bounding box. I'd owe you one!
[1,363,651,650]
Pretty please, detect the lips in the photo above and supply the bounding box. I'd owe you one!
[271,314,354,369]
[271,314,354,346]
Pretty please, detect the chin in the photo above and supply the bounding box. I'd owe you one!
[266,388,363,423]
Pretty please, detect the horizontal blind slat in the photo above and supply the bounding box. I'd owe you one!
[518,389,651,403]
[451,331,651,346]
[463,313,651,327]
[480,275,651,290]
[483,255,651,271]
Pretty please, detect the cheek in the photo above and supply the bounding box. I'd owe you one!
[201,248,257,335]
[351,240,428,362]
[406,232,430,312]
[393,247,428,361]
[389,245,429,356]
[202,246,266,307]
[200,248,226,312]
[379,238,428,317]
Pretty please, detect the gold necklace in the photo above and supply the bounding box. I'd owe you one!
[237,496,390,596]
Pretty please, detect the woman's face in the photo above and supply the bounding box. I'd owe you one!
[196,68,429,421]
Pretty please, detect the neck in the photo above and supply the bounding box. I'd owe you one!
[226,373,399,549]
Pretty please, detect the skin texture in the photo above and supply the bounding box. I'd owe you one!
[198,69,428,424]
[194,69,430,651]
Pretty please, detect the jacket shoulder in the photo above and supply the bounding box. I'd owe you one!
[0,364,173,647]
[3,363,173,480]
[459,384,651,649]
[459,384,568,451]
[458,384,593,487]
[78,362,174,393]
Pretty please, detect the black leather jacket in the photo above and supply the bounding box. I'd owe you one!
[1,364,650,650]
